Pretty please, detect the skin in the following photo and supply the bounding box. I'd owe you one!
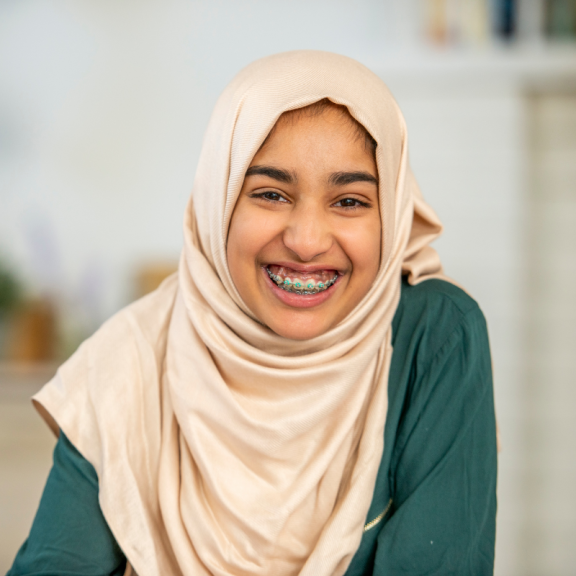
[227,106,381,340]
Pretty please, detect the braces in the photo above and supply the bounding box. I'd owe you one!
[266,268,338,295]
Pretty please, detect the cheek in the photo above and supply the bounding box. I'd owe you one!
[227,203,282,281]
[227,212,257,287]
[339,216,381,283]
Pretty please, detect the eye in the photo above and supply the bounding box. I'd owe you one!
[251,191,289,203]
[333,197,371,209]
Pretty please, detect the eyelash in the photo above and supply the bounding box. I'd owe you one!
[333,198,371,209]
[251,191,371,209]
[251,191,288,203]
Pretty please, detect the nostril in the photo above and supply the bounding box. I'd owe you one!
[282,226,333,262]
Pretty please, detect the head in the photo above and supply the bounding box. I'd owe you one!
[227,100,381,340]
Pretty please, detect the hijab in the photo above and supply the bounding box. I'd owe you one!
[33,50,447,576]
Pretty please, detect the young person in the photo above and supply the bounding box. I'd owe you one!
[9,51,497,576]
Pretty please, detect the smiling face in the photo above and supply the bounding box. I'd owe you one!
[227,103,381,340]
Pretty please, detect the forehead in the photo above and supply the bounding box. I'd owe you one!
[252,105,376,170]
[265,100,373,149]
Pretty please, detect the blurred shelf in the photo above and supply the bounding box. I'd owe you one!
[0,362,57,401]
[363,43,576,94]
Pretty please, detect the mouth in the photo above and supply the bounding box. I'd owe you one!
[265,265,339,295]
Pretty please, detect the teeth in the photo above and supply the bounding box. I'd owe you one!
[266,268,338,294]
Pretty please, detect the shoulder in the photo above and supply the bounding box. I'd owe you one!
[385,277,495,491]
[392,278,487,372]
[33,276,179,476]
[371,280,497,576]
[368,278,496,564]
[394,277,482,335]
[398,276,478,312]
[387,277,492,436]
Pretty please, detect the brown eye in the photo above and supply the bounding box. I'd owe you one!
[250,191,289,203]
[334,198,370,209]
[263,192,285,202]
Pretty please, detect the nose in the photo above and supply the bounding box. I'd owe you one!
[282,204,333,262]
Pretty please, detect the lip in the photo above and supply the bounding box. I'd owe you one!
[261,266,341,308]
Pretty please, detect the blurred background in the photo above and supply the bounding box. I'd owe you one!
[1,0,575,574]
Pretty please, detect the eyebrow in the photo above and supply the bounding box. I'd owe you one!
[328,171,378,186]
[244,166,378,187]
[245,165,296,184]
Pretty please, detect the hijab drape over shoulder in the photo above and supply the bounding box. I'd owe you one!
[34,51,447,576]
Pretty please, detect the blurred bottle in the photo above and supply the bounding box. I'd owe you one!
[545,0,576,39]
[494,0,517,40]
[462,0,490,44]
[425,0,449,44]
[421,0,576,45]
[424,0,490,46]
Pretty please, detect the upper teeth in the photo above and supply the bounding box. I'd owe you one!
[266,269,338,294]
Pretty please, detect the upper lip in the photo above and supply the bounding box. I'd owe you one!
[264,261,342,274]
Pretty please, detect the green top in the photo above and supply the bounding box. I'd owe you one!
[8,279,497,576]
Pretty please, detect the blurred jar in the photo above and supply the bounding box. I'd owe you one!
[6,299,58,363]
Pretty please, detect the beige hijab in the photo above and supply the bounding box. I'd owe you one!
[34,51,446,576]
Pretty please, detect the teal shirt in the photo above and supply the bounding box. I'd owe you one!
[8,279,497,575]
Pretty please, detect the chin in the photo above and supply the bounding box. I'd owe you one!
[265,313,332,341]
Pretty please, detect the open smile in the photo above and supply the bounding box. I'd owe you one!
[262,264,342,309]
[265,265,339,295]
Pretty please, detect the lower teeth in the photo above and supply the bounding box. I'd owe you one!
[266,269,338,294]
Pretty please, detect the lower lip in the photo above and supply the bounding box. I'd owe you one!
[262,267,340,309]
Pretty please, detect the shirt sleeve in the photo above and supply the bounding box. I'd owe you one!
[7,431,127,576]
[373,306,497,575]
